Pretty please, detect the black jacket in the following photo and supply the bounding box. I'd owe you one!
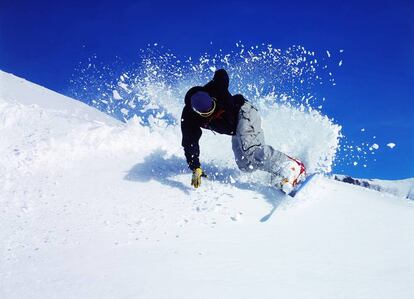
[181,69,245,170]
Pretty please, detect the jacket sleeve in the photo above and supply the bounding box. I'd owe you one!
[181,105,202,170]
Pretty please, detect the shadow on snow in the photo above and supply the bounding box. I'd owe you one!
[124,149,287,221]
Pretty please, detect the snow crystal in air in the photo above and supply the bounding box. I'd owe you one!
[70,43,346,172]
[118,82,130,92]
[339,60,343,66]
[369,143,379,151]
[112,90,122,100]
[386,143,396,149]
[326,50,331,58]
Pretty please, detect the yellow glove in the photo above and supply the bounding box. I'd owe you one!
[191,167,205,188]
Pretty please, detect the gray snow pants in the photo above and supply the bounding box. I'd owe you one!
[232,102,289,176]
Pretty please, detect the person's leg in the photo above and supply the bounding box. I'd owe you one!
[233,102,290,176]
[232,135,254,172]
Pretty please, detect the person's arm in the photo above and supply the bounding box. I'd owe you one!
[212,69,229,90]
[204,69,230,96]
[181,105,202,170]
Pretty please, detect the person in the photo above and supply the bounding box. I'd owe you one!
[181,69,306,193]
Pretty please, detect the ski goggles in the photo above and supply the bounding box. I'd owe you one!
[193,97,217,117]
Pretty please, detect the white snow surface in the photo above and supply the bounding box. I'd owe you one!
[1,70,414,299]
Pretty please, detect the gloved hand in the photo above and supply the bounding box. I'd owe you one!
[191,167,206,188]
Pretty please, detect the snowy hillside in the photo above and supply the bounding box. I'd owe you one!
[333,174,414,200]
[1,70,414,299]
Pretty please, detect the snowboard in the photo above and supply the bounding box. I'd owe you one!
[288,173,318,197]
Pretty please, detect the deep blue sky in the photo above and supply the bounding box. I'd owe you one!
[1,0,413,179]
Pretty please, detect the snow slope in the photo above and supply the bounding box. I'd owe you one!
[333,174,414,200]
[1,70,414,299]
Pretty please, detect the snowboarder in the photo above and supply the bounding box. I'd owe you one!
[181,69,306,193]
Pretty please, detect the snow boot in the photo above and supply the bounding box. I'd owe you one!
[273,156,306,194]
